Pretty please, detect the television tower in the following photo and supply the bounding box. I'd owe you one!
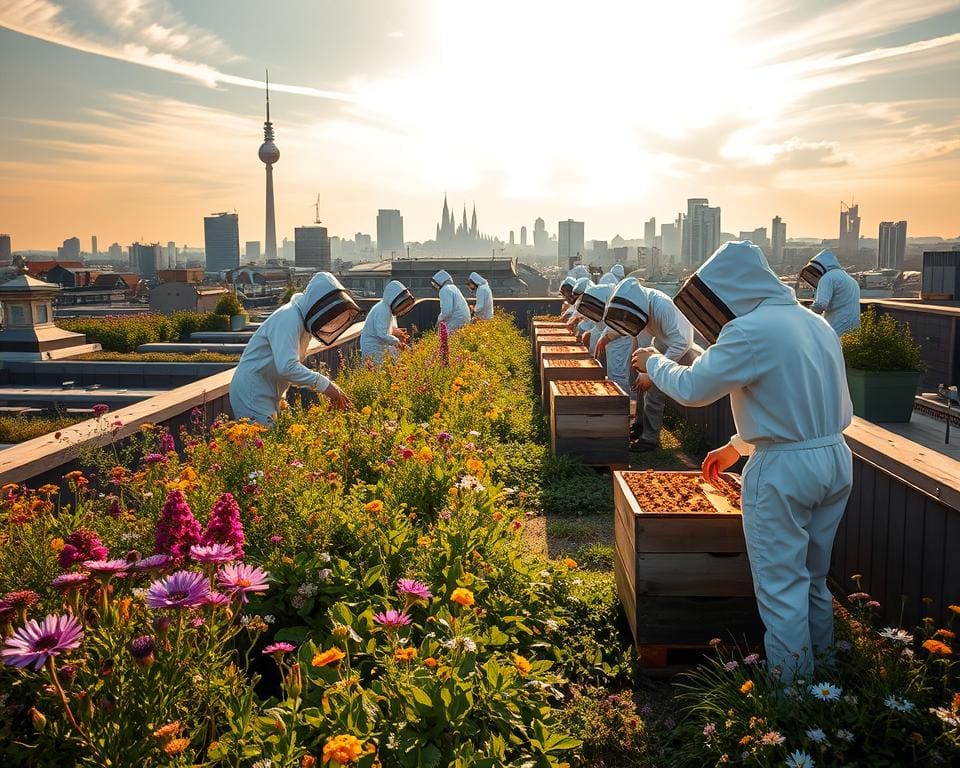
[259,70,280,261]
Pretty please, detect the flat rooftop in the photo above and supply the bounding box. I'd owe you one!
[877,411,960,462]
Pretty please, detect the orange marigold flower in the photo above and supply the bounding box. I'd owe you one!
[512,653,532,676]
[287,424,306,438]
[934,629,956,640]
[394,647,417,663]
[311,647,346,667]
[738,735,752,746]
[153,721,181,740]
[450,588,475,607]
[364,500,384,513]
[740,680,754,695]
[562,558,578,569]
[50,537,65,552]
[361,406,372,416]
[948,605,960,615]
[302,756,317,768]
[416,446,433,462]
[465,458,485,475]
[423,657,438,669]
[63,471,84,481]
[923,639,953,656]
[322,734,364,765]
[163,737,190,755]
[325,450,340,460]
[38,484,60,495]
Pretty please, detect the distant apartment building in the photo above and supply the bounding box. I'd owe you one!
[295,225,331,270]
[520,226,528,247]
[91,235,98,257]
[660,222,680,259]
[129,242,162,280]
[107,242,123,261]
[533,218,549,255]
[591,240,609,268]
[245,241,261,263]
[376,209,404,257]
[771,216,787,264]
[644,217,656,249]
[203,212,241,274]
[681,198,720,268]
[878,220,907,270]
[738,227,769,251]
[150,283,228,314]
[558,219,585,269]
[839,202,861,259]
[0,234,10,262]
[58,236,81,261]
[166,241,177,268]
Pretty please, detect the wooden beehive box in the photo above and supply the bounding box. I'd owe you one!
[549,379,630,467]
[539,344,592,364]
[534,333,579,362]
[541,357,605,406]
[532,320,568,331]
[613,470,762,648]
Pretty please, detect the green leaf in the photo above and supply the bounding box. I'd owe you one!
[273,625,309,644]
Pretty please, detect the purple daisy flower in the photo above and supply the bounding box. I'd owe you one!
[131,554,173,571]
[1,614,83,670]
[51,572,89,590]
[145,570,211,609]
[82,559,129,576]
[263,642,296,657]
[216,564,270,603]
[373,609,412,629]
[189,543,237,564]
[396,579,432,602]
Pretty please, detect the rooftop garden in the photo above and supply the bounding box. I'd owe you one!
[0,314,957,767]
[58,312,230,353]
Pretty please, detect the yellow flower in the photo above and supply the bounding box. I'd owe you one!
[451,588,475,607]
[287,423,306,438]
[365,500,384,513]
[153,721,181,740]
[949,605,960,615]
[163,737,190,756]
[325,450,340,460]
[485,408,501,421]
[394,647,417,663]
[448,487,458,497]
[423,657,438,669]
[417,535,432,548]
[416,446,433,462]
[461,393,475,405]
[361,406,372,416]
[738,735,752,746]
[512,653,532,676]
[740,680,754,695]
[465,458,485,476]
[562,558,578,569]
[923,639,953,656]
[322,734,364,765]
[311,647,346,667]
[38,484,60,495]
[50,538,65,553]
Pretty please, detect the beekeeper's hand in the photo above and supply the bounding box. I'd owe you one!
[632,346,657,372]
[702,442,740,484]
[323,382,353,410]
[633,373,653,392]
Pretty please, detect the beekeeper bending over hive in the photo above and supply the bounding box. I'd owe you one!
[632,241,853,682]
[467,271,494,321]
[577,283,634,399]
[359,280,415,364]
[800,249,861,336]
[559,277,578,321]
[432,270,471,332]
[565,277,595,338]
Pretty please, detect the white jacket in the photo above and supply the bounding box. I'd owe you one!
[433,270,471,331]
[807,250,861,336]
[647,241,852,454]
[360,280,410,363]
[469,271,494,320]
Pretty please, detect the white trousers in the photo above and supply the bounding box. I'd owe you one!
[740,434,853,681]
[633,349,697,443]
[604,336,634,398]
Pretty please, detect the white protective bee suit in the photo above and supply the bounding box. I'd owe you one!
[432,270,471,332]
[568,265,590,281]
[359,280,415,364]
[578,284,634,397]
[644,241,853,681]
[571,277,595,337]
[604,280,695,445]
[800,249,861,336]
[610,263,625,281]
[467,272,494,321]
[230,272,360,425]
[559,276,578,321]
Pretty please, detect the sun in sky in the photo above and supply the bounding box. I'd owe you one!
[1,0,959,249]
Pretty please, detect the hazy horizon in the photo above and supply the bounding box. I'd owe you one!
[2,1,960,251]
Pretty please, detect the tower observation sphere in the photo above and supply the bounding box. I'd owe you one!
[259,141,279,165]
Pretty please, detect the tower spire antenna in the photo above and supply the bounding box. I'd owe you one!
[265,69,270,122]
[259,67,279,261]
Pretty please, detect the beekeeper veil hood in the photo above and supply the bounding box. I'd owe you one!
[572,277,593,300]
[431,270,453,290]
[611,264,625,280]
[293,272,361,345]
[559,276,577,302]
[467,271,488,289]
[578,283,615,322]
[568,265,590,281]
[675,240,796,344]
[603,278,650,338]
[800,249,842,288]
[599,271,618,285]
[383,280,415,317]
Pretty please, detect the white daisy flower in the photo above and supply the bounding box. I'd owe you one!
[879,627,914,645]
[805,728,827,743]
[785,750,815,768]
[809,682,842,701]
[884,695,915,713]
[835,729,854,742]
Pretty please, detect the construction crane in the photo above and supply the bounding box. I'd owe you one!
[313,194,322,225]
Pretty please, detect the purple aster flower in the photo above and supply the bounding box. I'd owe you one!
[58,529,108,569]
[145,570,211,609]
[373,609,412,629]
[154,490,202,564]
[216,564,270,603]
[189,543,237,564]
[82,559,129,576]
[200,493,245,559]
[263,642,296,658]
[143,453,168,465]
[437,432,452,443]
[1,614,83,670]
[158,430,175,454]
[51,572,89,590]
[396,579,432,602]
[131,554,173,571]
[128,635,156,666]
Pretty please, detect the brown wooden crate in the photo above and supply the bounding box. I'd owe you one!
[539,345,591,359]
[633,596,763,646]
[554,413,629,438]
[541,362,605,408]
[636,553,755,597]
[614,547,637,640]
[550,380,630,415]
[550,436,630,465]
[534,335,579,361]
[613,471,742,518]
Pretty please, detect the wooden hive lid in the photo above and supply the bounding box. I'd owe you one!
[543,358,603,369]
[540,345,589,355]
[614,470,742,517]
[549,379,629,414]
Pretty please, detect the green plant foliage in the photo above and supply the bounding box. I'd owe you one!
[214,293,245,317]
[74,351,240,363]
[59,313,229,353]
[0,414,85,444]
[841,308,926,372]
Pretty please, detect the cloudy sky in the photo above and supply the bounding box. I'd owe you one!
[1,0,959,251]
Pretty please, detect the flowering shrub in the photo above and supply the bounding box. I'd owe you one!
[59,312,228,352]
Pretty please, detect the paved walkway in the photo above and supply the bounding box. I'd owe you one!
[877,411,960,461]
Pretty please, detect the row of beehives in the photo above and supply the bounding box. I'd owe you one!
[532,320,761,661]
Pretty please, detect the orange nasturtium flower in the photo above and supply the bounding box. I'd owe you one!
[322,734,364,765]
[394,647,417,663]
[50,538,65,553]
[562,558,578,569]
[311,647,346,667]
[153,721,182,740]
[923,639,953,656]
[512,653,532,676]
[949,605,960,615]
[740,680,755,695]
[163,738,190,756]
[287,423,306,438]
[450,588,475,607]
[934,629,957,640]
[416,446,434,462]
[364,500,384,513]
[423,657,438,669]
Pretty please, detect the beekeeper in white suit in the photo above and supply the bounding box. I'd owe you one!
[559,277,578,321]
[359,280,415,364]
[432,270,471,332]
[800,249,861,336]
[632,241,853,682]
[577,283,634,399]
[230,272,359,425]
[566,277,595,337]
[467,272,494,321]
[610,263,625,281]
[602,279,696,450]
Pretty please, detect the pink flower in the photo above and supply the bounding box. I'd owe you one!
[866,600,881,609]
[744,653,761,665]
[131,554,173,571]
[263,642,296,658]
[189,543,237,564]
[216,563,270,603]
[145,570,211,609]
[51,572,89,590]
[143,453,168,465]
[439,321,450,367]
[92,403,110,416]
[848,592,871,601]
[159,431,175,454]
[703,723,716,738]
[202,592,232,608]
[154,489,202,565]
[396,579,432,602]
[58,529,108,569]
[82,559,129,577]
[1,614,83,670]
[373,609,412,629]
[200,493,245,558]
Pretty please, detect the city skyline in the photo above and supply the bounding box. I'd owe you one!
[2,1,960,249]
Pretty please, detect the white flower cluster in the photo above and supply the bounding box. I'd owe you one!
[441,636,477,652]
[457,474,485,492]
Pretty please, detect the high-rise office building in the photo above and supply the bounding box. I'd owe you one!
[295,225,331,270]
[839,202,861,259]
[91,235,98,257]
[660,222,680,258]
[509,230,515,246]
[878,220,907,270]
[738,227,769,251]
[259,72,280,262]
[58,237,81,261]
[280,237,295,262]
[771,216,786,264]
[644,217,656,249]
[520,226,528,247]
[558,219,585,269]
[376,209,404,256]
[0,234,11,262]
[534,218,549,254]
[204,212,241,274]
[129,242,162,279]
[107,242,122,261]
[245,241,261,263]
[166,241,177,268]
[681,199,720,267]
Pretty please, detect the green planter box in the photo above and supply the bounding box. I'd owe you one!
[846,368,921,423]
